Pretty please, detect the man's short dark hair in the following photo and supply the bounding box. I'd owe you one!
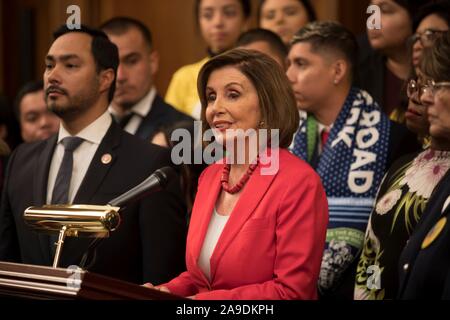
[100,17,153,50]
[53,24,119,103]
[237,28,288,61]
[14,80,44,120]
[291,21,358,80]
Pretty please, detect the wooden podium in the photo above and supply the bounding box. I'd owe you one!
[0,261,182,300]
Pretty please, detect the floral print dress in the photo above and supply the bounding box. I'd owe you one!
[354,149,450,300]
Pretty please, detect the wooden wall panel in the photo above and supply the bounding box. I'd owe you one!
[339,0,371,37]
[98,0,206,96]
[1,0,373,100]
[313,0,339,21]
[96,0,258,96]
[1,0,20,100]
[0,0,3,94]
[33,0,101,86]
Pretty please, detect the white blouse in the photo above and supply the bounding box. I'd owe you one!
[198,207,230,281]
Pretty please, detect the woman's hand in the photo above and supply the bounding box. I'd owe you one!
[142,283,171,293]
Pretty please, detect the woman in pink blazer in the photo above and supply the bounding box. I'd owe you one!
[146,49,328,299]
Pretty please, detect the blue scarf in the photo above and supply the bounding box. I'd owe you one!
[293,87,390,292]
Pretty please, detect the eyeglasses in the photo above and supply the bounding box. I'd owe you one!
[410,29,447,47]
[407,79,450,102]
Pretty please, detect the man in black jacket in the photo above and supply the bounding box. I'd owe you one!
[0,25,187,285]
[100,17,193,141]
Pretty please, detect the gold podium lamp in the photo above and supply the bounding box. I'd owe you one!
[23,205,120,268]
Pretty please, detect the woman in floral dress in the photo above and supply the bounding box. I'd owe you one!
[354,37,450,299]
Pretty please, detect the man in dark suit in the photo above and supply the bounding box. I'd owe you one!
[0,138,10,197]
[100,17,192,142]
[0,25,187,285]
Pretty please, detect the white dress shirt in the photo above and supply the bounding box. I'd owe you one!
[191,101,202,120]
[108,87,156,135]
[198,207,230,281]
[46,110,112,204]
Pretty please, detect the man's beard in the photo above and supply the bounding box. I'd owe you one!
[47,82,100,121]
[113,87,146,111]
[117,100,135,111]
[113,95,138,111]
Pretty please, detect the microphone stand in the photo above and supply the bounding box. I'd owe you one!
[78,166,176,270]
[78,204,129,269]
[79,236,103,269]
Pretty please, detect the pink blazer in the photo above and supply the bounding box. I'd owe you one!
[164,149,328,299]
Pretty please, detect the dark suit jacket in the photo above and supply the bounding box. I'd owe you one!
[135,95,193,141]
[386,121,421,169]
[0,120,187,285]
[0,156,7,199]
[398,170,450,299]
[354,35,410,116]
[354,34,385,107]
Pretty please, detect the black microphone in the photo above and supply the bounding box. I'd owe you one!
[80,167,177,269]
[108,166,177,208]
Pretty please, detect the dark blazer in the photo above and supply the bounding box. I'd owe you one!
[386,121,421,169]
[397,170,450,299]
[0,156,8,199]
[354,34,385,107]
[354,35,410,117]
[0,120,187,285]
[135,95,193,141]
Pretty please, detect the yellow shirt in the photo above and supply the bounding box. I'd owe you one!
[165,57,209,119]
